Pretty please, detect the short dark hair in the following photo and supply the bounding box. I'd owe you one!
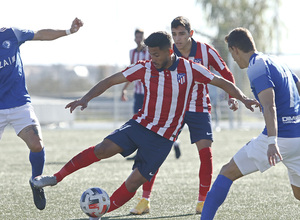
[144,31,172,50]
[135,28,144,36]
[225,27,256,52]
[171,16,191,32]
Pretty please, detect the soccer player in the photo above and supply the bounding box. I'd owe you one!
[121,28,150,115]
[201,27,300,220]
[129,16,238,215]
[33,31,259,219]
[0,17,83,210]
[122,28,181,161]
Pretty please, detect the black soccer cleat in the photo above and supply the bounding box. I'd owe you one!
[29,179,46,210]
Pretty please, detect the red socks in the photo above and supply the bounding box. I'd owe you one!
[108,182,136,212]
[54,146,100,182]
[198,147,213,201]
[142,169,158,199]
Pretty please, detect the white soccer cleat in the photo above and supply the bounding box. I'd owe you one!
[33,175,57,188]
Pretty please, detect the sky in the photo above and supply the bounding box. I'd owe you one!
[1,0,300,68]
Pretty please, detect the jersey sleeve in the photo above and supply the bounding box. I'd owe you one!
[206,44,235,84]
[191,61,214,84]
[11,27,34,45]
[122,60,146,82]
[248,57,274,94]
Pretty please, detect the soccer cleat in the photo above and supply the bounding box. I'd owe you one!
[33,175,57,188]
[29,179,46,210]
[173,141,181,159]
[130,198,150,215]
[196,201,205,214]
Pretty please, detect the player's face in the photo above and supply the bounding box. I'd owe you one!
[171,26,193,50]
[228,47,248,69]
[148,47,172,69]
[135,33,144,46]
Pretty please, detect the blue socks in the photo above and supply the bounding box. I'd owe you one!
[29,148,45,179]
[201,175,233,220]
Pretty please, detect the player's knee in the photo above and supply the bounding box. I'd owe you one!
[28,141,44,152]
[219,159,242,181]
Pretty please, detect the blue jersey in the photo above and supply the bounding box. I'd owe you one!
[0,27,34,109]
[248,52,300,138]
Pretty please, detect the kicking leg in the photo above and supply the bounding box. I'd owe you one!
[201,159,243,220]
[33,138,123,187]
[109,168,147,212]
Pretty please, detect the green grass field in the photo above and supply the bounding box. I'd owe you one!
[0,125,299,220]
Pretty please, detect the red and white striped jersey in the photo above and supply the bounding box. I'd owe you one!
[122,56,214,141]
[173,38,235,113]
[130,47,151,95]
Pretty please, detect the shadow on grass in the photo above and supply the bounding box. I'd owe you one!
[71,213,195,220]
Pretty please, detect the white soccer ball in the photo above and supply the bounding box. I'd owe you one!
[80,187,110,218]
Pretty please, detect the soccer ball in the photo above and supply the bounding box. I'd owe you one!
[80,187,110,217]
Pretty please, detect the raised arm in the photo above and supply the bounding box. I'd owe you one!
[209,75,260,112]
[66,72,128,113]
[32,17,83,41]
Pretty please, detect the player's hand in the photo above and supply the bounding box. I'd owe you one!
[243,98,261,112]
[228,98,239,111]
[121,91,128,101]
[70,17,83,34]
[267,144,283,166]
[65,98,88,113]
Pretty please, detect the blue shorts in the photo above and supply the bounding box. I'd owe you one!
[106,119,173,181]
[183,111,213,144]
[133,93,144,114]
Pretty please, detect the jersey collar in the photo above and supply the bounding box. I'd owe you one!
[173,38,197,58]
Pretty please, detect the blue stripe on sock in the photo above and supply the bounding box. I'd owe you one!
[201,175,233,220]
[29,148,45,179]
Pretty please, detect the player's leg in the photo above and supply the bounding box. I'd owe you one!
[109,168,147,212]
[109,120,173,213]
[12,104,46,210]
[195,139,212,213]
[34,138,123,187]
[201,158,243,220]
[129,169,159,215]
[291,185,300,200]
[184,111,213,213]
[201,136,263,220]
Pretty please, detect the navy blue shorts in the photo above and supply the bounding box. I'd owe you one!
[133,93,144,114]
[183,111,213,144]
[106,119,173,181]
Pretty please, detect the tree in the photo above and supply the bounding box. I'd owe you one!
[196,0,281,61]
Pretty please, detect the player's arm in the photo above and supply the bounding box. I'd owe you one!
[32,17,83,41]
[257,87,282,166]
[208,46,238,110]
[209,75,260,112]
[66,72,128,113]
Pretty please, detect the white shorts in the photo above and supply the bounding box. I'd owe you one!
[233,133,300,187]
[0,103,40,139]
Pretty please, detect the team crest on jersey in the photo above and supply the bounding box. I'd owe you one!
[177,73,186,84]
[2,40,11,49]
[194,58,202,63]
